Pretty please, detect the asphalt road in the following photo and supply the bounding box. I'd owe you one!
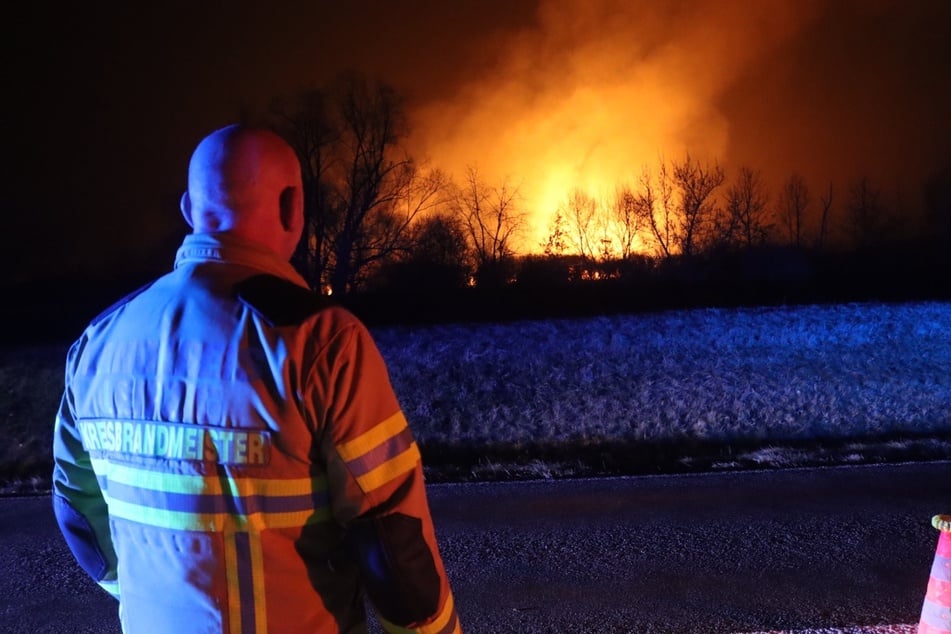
[2,462,948,634]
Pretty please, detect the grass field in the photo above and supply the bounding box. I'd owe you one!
[2,301,949,493]
[378,300,951,479]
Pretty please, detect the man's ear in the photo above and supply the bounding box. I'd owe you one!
[279,186,303,233]
[180,192,195,229]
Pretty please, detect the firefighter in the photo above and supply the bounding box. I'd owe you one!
[52,124,461,634]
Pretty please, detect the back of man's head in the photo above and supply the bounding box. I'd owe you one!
[181,125,303,260]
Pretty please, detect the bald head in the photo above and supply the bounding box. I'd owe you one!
[181,125,303,260]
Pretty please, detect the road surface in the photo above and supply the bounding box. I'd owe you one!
[1,462,947,633]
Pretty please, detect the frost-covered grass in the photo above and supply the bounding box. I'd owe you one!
[1,301,949,492]
[0,342,66,493]
[373,301,951,478]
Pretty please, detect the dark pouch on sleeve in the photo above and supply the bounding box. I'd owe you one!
[346,513,441,626]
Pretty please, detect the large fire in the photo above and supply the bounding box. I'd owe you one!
[408,0,825,255]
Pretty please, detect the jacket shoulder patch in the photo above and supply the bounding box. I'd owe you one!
[235,274,331,327]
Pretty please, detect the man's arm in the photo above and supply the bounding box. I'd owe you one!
[51,341,119,599]
[316,317,461,634]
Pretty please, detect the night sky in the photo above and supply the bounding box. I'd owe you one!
[6,0,950,285]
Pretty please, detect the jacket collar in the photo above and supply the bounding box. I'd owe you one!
[174,232,309,288]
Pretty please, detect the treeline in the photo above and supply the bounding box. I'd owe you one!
[6,75,949,343]
[7,239,945,344]
[261,74,950,309]
[344,246,949,327]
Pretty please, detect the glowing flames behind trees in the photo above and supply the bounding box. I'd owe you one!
[779,173,811,250]
[272,69,945,295]
[408,0,831,254]
[271,74,447,294]
[8,0,948,290]
[451,167,526,287]
[724,167,771,251]
[265,0,949,296]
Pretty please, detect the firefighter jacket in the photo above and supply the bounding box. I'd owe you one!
[52,232,461,634]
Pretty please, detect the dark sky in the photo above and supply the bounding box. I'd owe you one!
[5,0,950,284]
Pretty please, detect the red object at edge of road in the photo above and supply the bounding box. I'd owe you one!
[919,515,951,634]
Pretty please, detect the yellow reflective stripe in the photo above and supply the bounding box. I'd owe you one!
[336,411,408,462]
[424,592,459,634]
[106,497,225,531]
[102,461,328,498]
[100,461,212,494]
[97,579,120,600]
[241,508,333,531]
[105,495,332,531]
[250,533,267,634]
[94,460,332,531]
[225,534,242,634]
[355,443,421,492]
[378,592,458,634]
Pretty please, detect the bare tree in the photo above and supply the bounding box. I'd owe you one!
[344,167,449,290]
[778,172,810,248]
[594,204,615,262]
[330,75,409,292]
[408,212,472,270]
[846,176,886,249]
[816,182,834,250]
[611,185,643,260]
[374,212,472,291]
[452,166,524,286]
[634,164,675,260]
[672,154,725,257]
[274,74,446,294]
[561,188,598,261]
[270,88,338,287]
[543,210,569,256]
[724,167,770,249]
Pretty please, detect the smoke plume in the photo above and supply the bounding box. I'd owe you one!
[408,0,950,249]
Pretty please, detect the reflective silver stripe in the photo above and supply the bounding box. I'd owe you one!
[920,596,951,630]
[93,459,331,531]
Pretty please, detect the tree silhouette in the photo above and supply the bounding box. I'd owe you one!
[373,212,472,291]
[543,211,570,256]
[270,88,338,288]
[635,164,675,261]
[846,176,887,249]
[778,172,810,249]
[723,166,771,249]
[561,188,598,261]
[272,74,445,294]
[452,166,524,287]
[672,155,725,257]
[817,182,834,250]
[329,75,447,293]
[611,184,644,260]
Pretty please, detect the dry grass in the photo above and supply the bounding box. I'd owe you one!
[374,301,951,479]
[376,302,951,446]
[2,301,949,492]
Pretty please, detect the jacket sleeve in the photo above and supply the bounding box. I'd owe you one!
[51,339,119,600]
[314,316,460,634]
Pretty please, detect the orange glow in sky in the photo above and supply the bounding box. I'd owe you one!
[409,0,824,253]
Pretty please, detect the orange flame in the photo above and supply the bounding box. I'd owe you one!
[409,0,823,254]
